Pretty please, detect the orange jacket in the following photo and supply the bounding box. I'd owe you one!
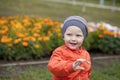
[47,45,91,80]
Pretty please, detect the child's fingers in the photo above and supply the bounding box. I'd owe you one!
[77,58,86,62]
[75,58,86,66]
[86,61,91,64]
[74,61,80,66]
[75,66,85,70]
[73,58,88,70]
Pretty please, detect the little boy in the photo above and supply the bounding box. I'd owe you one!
[47,16,91,80]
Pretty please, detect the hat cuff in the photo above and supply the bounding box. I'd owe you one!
[62,20,88,38]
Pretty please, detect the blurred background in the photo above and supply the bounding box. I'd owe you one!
[0,0,120,80]
[0,0,120,26]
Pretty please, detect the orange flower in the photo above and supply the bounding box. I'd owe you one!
[30,37,36,42]
[1,36,12,43]
[109,32,115,36]
[103,31,109,35]
[14,38,21,44]
[0,17,7,25]
[23,37,29,42]
[23,18,31,26]
[0,30,5,34]
[43,18,51,23]
[22,41,28,47]
[16,33,25,38]
[7,16,12,20]
[34,22,42,28]
[48,31,52,37]
[36,30,40,33]
[54,22,61,26]
[0,26,8,34]
[8,43,13,47]
[58,33,62,37]
[98,34,104,38]
[48,21,53,26]
[116,32,120,37]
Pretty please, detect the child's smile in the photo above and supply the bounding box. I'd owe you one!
[68,42,78,50]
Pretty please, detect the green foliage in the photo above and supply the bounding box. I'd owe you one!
[0,16,62,61]
[83,29,120,54]
[0,16,120,61]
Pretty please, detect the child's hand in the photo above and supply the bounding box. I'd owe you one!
[73,58,86,71]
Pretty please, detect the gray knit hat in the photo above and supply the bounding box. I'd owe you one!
[62,16,88,39]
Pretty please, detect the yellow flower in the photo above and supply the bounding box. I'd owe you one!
[34,44,39,49]
[33,33,40,37]
[43,36,49,41]
[99,24,104,30]
[38,37,42,41]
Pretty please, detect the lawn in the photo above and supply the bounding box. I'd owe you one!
[0,0,120,27]
[0,60,120,80]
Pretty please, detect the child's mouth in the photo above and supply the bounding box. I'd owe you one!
[70,42,77,46]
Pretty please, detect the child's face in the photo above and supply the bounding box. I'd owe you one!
[63,26,84,50]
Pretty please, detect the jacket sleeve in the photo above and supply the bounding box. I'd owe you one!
[87,53,92,79]
[81,51,92,80]
[47,50,74,77]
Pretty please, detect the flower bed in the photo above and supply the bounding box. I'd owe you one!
[0,16,120,61]
[83,22,120,54]
[0,16,62,61]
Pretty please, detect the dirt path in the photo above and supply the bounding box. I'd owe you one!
[0,55,120,67]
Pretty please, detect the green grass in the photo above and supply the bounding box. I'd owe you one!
[0,0,120,27]
[0,62,120,80]
[91,62,120,80]
[0,67,52,80]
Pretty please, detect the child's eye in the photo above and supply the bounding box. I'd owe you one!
[76,34,82,37]
[66,33,72,36]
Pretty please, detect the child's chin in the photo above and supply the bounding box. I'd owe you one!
[69,47,78,50]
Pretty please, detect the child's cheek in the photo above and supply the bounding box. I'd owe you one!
[80,61,91,71]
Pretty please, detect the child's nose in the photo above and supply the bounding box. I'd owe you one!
[71,36,76,41]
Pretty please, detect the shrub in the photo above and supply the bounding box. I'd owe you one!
[0,16,62,60]
[0,16,120,61]
[83,24,120,54]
